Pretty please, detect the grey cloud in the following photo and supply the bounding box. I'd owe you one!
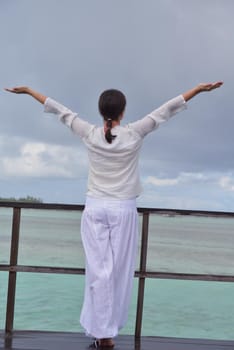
[0,0,234,207]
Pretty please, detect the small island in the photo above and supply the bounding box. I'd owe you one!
[0,196,43,203]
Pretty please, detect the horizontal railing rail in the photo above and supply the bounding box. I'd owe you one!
[0,201,234,338]
[1,200,234,216]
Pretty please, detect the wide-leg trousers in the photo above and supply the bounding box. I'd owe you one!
[80,196,139,339]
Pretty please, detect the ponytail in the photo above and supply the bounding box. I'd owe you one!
[105,118,117,144]
[98,89,126,144]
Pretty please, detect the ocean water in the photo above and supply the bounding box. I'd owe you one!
[0,207,234,340]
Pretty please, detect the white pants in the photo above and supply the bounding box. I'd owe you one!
[80,196,139,339]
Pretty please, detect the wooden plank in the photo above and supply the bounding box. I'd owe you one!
[5,208,21,333]
[8,265,85,275]
[135,271,234,282]
[0,201,234,217]
[135,212,149,339]
[0,331,234,350]
[1,264,233,282]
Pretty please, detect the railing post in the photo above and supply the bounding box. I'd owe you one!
[135,211,149,339]
[5,207,21,333]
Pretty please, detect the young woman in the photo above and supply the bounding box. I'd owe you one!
[5,81,223,348]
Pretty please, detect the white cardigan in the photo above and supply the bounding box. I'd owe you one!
[44,95,187,199]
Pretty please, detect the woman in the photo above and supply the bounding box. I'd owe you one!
[5,81,223,348]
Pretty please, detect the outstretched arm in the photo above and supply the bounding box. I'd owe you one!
[130,81,224,137]
[5,85,93,139]
[4,86,47,104]
[182,81,223,102]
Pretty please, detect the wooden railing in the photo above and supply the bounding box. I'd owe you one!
[0,201,234,338]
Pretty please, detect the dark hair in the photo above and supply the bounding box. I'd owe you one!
[98,89,126,144]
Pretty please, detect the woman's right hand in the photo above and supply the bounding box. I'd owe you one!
[197,81,223,92]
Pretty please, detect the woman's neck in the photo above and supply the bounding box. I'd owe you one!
[107,120,120,127]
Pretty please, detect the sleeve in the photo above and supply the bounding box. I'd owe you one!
[129,95,187,138]
[44,97,93,139]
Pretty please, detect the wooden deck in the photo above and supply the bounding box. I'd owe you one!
[1,203,234,350]
[1,331,234,350]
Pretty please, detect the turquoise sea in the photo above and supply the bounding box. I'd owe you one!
[0,207,234,340]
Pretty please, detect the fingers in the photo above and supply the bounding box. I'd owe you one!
[212,81,223,89]
[207,82,223,91]
[4,86,28,94]
[4,88,15,93]
[4,87,20,93]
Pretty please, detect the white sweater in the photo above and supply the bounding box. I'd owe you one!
[44,95,187,199]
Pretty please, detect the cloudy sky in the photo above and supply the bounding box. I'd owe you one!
[0,0,234,211]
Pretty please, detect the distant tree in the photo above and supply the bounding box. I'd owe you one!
[0,196,43,203]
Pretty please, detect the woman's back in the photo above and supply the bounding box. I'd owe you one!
[84,124,143,199]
